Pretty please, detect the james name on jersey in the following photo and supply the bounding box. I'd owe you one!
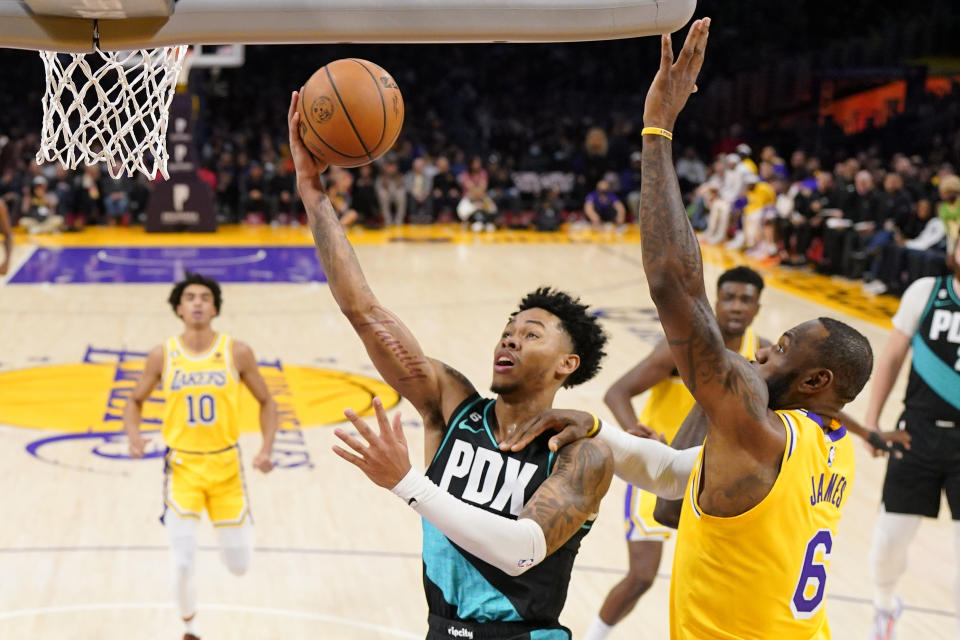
[809,471,848,508]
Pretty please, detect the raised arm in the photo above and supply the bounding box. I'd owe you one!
[603,339,676,436]
[124,346,163,458]
[639,20,780,457]
[288,92,472,419]
[233,340,278,473]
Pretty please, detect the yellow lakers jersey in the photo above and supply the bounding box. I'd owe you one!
[640,326,758,443]
[161,333,241,452]
[669,409,855,639]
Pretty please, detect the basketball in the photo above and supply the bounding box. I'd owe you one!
[297,58,404,168]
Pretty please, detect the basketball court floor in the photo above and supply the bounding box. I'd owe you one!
[0,225,952,638]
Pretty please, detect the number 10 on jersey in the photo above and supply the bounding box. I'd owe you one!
[186,393,216,426]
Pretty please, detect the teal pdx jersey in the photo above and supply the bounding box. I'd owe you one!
[906,275,960,417]
[423,393,591,634]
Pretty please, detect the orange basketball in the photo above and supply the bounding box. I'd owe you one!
[297,58,404,168]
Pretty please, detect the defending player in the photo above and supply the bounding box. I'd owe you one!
[124,272,278,640]
[288,92,613,639]
[585,266,768,640]
[502,19,875,639]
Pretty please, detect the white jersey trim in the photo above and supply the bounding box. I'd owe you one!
[174,333,222,362]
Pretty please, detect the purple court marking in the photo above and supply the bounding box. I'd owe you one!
[9,246,326,284]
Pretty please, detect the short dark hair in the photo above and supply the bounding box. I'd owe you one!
[816,317,873,402]
[717,266,765,295]
[168,271,222,315]
[515,287,608,388]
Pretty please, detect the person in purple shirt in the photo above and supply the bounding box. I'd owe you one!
[584,179,626,229]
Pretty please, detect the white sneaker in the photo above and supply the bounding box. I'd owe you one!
[870,598,903,640]
[862,280,888,295]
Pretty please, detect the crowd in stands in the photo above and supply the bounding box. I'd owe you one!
[0,29,957,297]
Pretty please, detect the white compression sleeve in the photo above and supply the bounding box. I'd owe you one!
[595,420,700,500]
[870,508,922,610]
[391,468,547,577]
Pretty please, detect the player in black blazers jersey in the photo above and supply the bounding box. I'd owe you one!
[865,237,960,640]
[288,94,614,640]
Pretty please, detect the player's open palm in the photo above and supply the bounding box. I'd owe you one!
[334,398,412,489]
[500,408,596,453]
[287,90,328,196]
[643,17,710,130]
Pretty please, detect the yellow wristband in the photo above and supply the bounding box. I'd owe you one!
[585,413,601,438]
[641,127,673,140]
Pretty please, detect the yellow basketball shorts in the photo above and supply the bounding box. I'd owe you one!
[624,483,672,541]
[162,446,250,527]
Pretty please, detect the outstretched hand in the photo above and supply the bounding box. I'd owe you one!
[333,398,412,489]
[287,90,329,198]
[643,17,711,130]
[499,408,597,453]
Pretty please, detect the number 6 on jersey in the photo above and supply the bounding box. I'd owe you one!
[791,529,833,619]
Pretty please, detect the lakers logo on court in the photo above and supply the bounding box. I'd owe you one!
[0,344,400,471]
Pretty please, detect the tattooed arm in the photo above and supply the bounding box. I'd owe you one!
[638,21,783,468]
[338,402,612,575]
[287,92,473,426]
[518,439,614,554]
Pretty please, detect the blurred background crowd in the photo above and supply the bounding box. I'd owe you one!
[0,0,957,297]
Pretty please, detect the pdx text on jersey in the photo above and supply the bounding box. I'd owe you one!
[438,439,538,516]
[929,308,960,370]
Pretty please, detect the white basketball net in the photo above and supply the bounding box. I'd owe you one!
[36,45,189,180]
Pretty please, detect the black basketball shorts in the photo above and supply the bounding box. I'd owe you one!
[882,410,960,519]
